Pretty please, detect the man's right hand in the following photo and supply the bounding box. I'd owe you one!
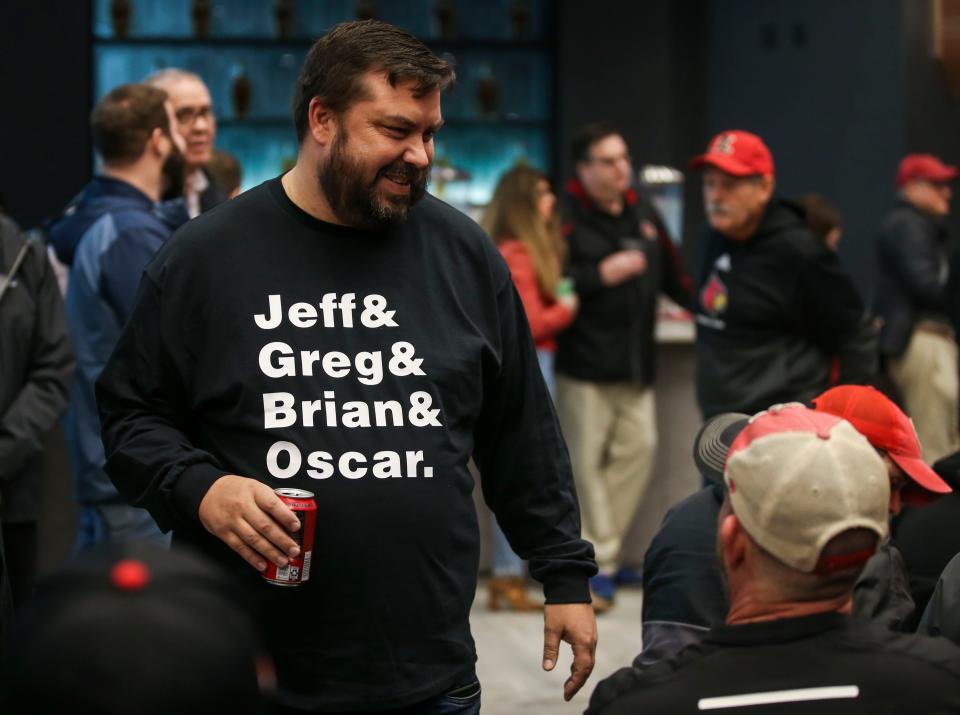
[599,250,647,286]
[198,475,302,572]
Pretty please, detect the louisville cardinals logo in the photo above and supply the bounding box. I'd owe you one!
[700,271,729,316]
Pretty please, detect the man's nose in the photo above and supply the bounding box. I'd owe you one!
[403,139,430,169]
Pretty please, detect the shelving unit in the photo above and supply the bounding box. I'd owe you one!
[92,0,556,206]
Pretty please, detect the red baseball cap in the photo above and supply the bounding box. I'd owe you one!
[895,154,959,188]
[690,130,775,178]
[812,385,952,504]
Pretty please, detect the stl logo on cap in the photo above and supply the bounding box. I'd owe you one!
[712,133,737,156]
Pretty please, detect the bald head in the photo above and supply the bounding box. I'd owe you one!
[145,68,216,170]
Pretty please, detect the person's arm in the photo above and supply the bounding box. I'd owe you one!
[501,244,574,341]
[797,244,866,354]
[561,221,606,299]
[472,264,597,700]
[96,271,299,570]
[645,207,694,311]
[0,236,74,481]
[879,217,949,312]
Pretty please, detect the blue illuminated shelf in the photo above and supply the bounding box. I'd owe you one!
[215,117,550,128]
[93,37,553,51]
[92,0,557,205]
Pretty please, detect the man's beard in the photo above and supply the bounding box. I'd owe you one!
[317,128,429,229]
[161,145,187,200]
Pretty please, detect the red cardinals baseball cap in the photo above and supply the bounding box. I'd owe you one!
[895,154,959,188]
[812,385,952,505]
[690,130,775,178]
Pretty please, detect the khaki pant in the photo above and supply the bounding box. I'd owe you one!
[554,375,657,572]
[889,328,960,463]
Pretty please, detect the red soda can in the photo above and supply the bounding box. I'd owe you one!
[263,488,317,587]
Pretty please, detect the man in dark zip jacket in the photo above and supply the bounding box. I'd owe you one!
[0,216,73,608]
[875,153,959,463]
[554,124,692,608]
[691,130,869,419]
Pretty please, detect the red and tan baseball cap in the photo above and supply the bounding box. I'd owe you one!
[895,154,959,188]
[690,130,775,178]
[812,385,952,505]
[724,404,889,574]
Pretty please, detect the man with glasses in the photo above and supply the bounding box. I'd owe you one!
[691,130,871,420]
[555,124,692,610]
[146,69,228,217]
[875,153,960,463]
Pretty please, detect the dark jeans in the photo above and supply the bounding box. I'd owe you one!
[271,677,481,714]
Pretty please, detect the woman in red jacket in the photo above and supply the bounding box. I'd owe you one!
[480,164,578,610]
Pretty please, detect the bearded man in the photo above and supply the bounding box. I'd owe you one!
[95,20,597,715]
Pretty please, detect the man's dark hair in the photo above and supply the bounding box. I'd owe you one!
[91,83,170,165]
[797,193,842,241]
[571,123,623,164]
[206,149,243,195]
[293,20,455,143]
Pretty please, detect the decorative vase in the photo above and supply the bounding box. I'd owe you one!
[435,0,456,40]
[356,0,378,21]
[110,0,131,38]
[231,65,252,119]
[476,63,499,117]
[510,0,531,40]
[275,0,295,39]
[192,0,212,38]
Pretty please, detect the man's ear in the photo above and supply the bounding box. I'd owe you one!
[308,97,337,147]
[719,513,747,572]
[761,175,775,202]
[147,127,167,159]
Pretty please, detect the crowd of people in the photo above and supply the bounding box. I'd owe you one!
[2,16,960,714]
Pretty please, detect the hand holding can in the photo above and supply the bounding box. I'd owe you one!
[198,475,302,573]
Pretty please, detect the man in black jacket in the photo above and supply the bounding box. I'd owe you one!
[554,124,692,608]
[692,130,870,418]
[0,216,74,606]
[875,153,959,463]
[588,405,960,715]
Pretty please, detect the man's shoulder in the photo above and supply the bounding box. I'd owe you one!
[410,193,487,237]
[407,194,501,261]
[587,643,712,714]
[157,182,272,263]
[856,621,960,676]
[654,487,721,543]
[879,203,936,243]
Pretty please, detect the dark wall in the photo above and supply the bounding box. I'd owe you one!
[556,0,709,262]
[707,0,903,299]
[0,2,93,229]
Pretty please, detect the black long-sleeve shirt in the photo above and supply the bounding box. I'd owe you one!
[96,178,595,711]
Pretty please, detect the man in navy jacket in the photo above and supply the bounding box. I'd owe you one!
[875,153,959,462]
[59,83,187,548]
